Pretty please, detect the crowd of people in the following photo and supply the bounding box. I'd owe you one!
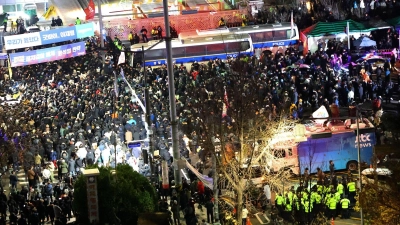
[0,9,396,222]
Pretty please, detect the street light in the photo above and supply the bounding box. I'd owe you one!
[354,107,375,225]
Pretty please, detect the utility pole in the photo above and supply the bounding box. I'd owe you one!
[162,0,181,187]
[97,0,104,48]
[142,46,154,174]
[356,107,364,225]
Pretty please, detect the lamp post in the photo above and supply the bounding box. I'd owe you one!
[162,0,181,188]
[97,0,104,48]
[355,107,364,225]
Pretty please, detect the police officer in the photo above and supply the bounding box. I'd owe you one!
[75,17,81,25]
[347,179,356,204]
[3,14,9,32]
[326,196,337,220]
[340,196,350,219]
[275,193,284,216]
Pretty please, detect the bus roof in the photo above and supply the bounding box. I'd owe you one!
[180,33,250,45]
[131,33,251,51]
[229,22,298,33]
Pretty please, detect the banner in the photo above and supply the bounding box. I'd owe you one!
[84,0,95,21]
[185,159,213,189]
[9,41,86,67]
[40,26,77,45]
[4,32,41,50]
[76,23,95,39]
[4,23,94,50]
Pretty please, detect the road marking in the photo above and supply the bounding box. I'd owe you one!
[255,212,269,224]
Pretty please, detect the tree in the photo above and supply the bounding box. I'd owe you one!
[356,161,400,224]
[73,164,158,225]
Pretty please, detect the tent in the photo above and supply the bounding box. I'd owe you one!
[353,36,376,47]
[387,16,400,30]
[300,20,378,53]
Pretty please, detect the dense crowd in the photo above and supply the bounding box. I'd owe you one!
[0,19,395,224]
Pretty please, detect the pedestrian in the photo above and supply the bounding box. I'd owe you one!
[241,205,248,225]
[140,26,148,43]
[27,166,36,188]
[329,160,335,178]
[9,171,18,189]
[205,198,214,223]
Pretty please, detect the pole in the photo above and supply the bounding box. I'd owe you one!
[212,141,219,222]
[356,108,364,225]
[98,0,105,48]
[347,21,350,50]
[143,46,154,174]
[162,0,181,187]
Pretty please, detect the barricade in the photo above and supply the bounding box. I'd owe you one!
[104,10,245,40]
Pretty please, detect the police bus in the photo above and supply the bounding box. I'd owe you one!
[130,32,253,66]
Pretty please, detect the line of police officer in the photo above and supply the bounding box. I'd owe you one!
[274,178,357,224]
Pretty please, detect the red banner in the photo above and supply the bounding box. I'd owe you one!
[84,0,95,20]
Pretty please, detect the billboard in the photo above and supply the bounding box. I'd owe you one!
[9,42,86,67]
[4,23,94,50]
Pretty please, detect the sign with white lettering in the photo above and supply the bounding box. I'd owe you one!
[9,41,86,67]
[76,23,95,39]
[40,26,77,45]
[4,23,95,50]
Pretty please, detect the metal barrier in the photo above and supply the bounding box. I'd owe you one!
[350,49,394,58]
[104,10,245,40]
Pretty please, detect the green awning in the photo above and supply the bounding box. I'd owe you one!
[386,16,400,27]
[302,20,375,37]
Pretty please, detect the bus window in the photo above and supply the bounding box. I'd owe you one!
[286,29,296,39]
[144,49,165,61]
[227,42,241,52]
[206,43,227,55]
[273,30,287,40]
[288,148,293,156]
[263,31,273,41]
[250,33,264,42]
[172,47,186,58]
[274,149,286,158]
[227,41,250,52]
[240,41,250,51]
[185,45,206,56]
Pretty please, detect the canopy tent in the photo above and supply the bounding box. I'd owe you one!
[300,20,377,53]
[387,16,400,30]
[302,20,373,37]
[353,36,377,47]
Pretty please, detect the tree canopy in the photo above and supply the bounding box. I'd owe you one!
[73,164,158,225]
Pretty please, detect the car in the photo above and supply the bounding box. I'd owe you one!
[379,153,400,168]
[343,55,387,73]
[355,55,387,72]
[361,167,392,185]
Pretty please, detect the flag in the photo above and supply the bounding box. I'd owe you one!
[114,72,119,98]
[346,21,349,50]
[118,52,125,65]
[43,6,57,20]
[84,0,95,21]
[120,68,125,79]
[223,88,229,108]
[344,21,349,34]
[7,57,12,79]
[290,11,294,38]
[222,87,229,118]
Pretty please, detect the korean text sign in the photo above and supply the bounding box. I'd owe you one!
[9,42,86,67]
[4,23,94,50]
